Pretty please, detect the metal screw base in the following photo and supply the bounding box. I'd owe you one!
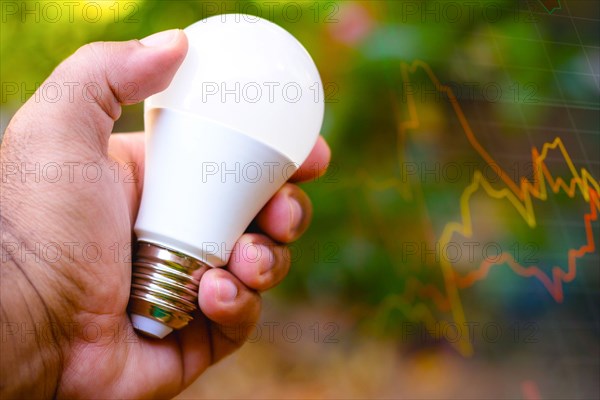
[128,241,208,336]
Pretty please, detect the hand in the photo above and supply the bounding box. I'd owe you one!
[0,29,330,399]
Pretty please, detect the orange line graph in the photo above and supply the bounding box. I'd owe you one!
[454,188,598,302]
[382,60,599,356]
[399,61,598,208]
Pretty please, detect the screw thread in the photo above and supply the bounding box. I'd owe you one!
[128,241,208,334]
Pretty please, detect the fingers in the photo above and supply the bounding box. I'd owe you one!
[197,268,261,352]
[192,233,291,367]
[4,30,188,157]
[198,268,261,324]
[255,183,313,243]
[227,233,291,291]
[290,136,331,183]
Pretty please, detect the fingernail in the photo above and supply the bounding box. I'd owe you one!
[215,277,238,303]
[257,245,275,275]
[140,29,180,47]
[288,195,304,237]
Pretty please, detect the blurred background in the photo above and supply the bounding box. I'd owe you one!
[1,0,599,398]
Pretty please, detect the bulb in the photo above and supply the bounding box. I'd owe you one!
[128,14,324,338]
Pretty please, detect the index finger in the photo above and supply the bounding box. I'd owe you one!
[289,136,331,183]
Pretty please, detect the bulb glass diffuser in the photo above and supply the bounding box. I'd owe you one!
[128,14,324,338]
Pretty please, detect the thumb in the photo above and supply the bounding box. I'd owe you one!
[4,29,187,157]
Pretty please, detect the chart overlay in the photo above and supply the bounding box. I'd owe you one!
[377,60,599,356]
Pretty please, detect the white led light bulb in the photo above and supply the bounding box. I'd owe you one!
[128,14,324,338]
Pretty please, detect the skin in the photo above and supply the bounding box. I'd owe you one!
[0,30,330,399]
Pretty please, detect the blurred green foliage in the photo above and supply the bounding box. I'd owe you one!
[2,0,599,342]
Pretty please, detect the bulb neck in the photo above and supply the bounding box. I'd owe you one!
[128,241,208,338]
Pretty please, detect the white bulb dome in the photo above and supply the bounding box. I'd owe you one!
[145,14,324,162]
[136,15,324,268]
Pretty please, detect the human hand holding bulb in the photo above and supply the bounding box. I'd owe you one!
[0,21,330,399]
